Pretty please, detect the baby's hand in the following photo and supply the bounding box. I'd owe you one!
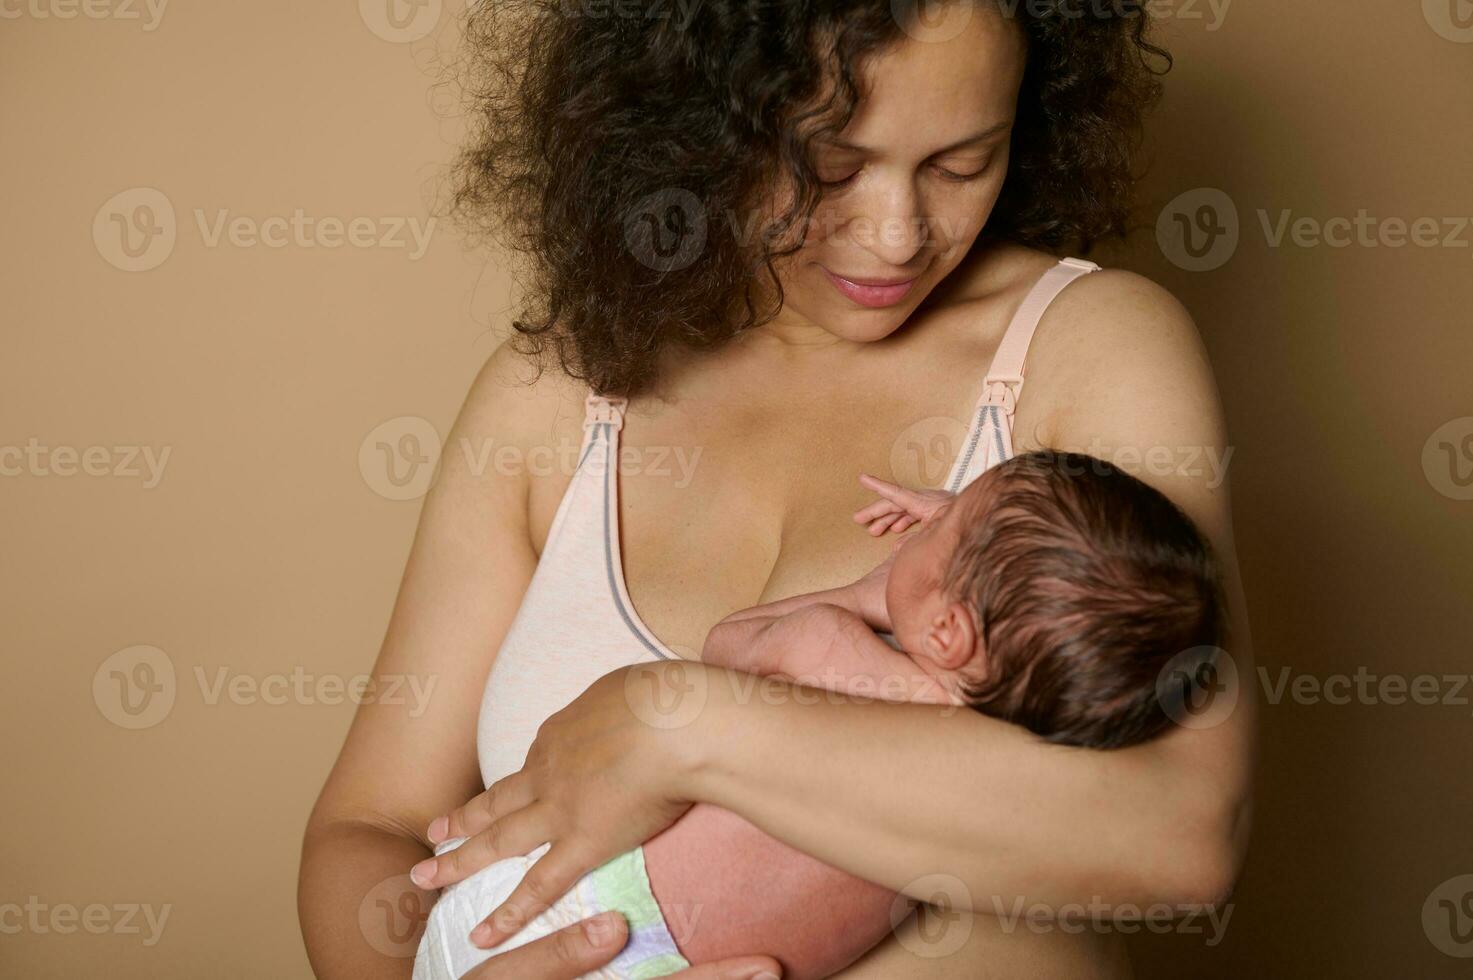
[852,473,956,536]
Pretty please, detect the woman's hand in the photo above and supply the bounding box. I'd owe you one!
[410,664,710,947]
[853,473,956,536]
[461,911,780,980]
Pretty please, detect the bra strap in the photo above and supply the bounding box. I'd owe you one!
[978,256,1099,424]
[954,257,1099,482]
[584,391,627,431]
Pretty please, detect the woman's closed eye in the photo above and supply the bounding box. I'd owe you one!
[817,159,994,191]
[931,151,996,182]
[932,161,990,182]
[818,167,861,190]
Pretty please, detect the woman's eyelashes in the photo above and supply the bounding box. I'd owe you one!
[815,158,993,191]
[818,168,861,190]
[933,160,990,182]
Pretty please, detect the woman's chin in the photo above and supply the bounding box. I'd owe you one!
[812,306,916,344]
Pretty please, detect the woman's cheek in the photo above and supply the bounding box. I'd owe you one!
[935,180,1005,257]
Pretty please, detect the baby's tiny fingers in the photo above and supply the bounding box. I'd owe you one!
[858,472,903,495]
[853,499,902,524]
[865,512,904,536]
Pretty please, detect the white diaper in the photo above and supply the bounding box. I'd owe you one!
[413,838,690,980]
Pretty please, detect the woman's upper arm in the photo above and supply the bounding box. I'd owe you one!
[307,340,572,843]
[1026,267,1257,889]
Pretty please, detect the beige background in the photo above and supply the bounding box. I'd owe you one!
[4,1,1472,977]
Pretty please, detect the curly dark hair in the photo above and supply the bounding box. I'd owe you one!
[443,0,1170,396]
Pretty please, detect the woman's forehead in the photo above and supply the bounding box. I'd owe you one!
[842,4,1026,147]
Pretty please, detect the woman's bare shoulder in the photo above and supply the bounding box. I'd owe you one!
[1018,263,1228,504]
[1025,263,1209,406]
[455,336,591,453]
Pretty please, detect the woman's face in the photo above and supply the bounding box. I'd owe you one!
[766,3,1027,343]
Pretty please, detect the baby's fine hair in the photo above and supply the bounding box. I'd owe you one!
[945,450,1224,749]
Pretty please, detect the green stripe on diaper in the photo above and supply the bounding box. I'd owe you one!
[588,847,664,928]
[587,846,690,977]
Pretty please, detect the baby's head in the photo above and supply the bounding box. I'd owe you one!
[886,450,1224,749]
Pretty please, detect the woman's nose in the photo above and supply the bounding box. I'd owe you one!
[847,185,929,268]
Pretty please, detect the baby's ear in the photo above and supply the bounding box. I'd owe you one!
[926,601,981,674]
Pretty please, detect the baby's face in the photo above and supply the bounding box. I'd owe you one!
[885,479,992,686]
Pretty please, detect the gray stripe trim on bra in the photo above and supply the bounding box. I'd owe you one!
[595,424,674,661]
[991,405,1011,465]
[946,404,1011,495]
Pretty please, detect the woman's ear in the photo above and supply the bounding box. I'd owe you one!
[923,601,981,674]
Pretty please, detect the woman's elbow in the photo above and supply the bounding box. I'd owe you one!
[1155,784,1252,909]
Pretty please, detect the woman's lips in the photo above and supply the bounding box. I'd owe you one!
[821,267,918,308]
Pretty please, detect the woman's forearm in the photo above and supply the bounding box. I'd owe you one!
[298,819,435,979]
[678,666,1251,914]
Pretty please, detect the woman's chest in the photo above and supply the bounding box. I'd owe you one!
[528,354,997,658]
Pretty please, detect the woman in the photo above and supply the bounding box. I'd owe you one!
[299,1,1255,977]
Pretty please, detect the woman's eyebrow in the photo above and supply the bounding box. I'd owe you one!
[819,121,1013,155]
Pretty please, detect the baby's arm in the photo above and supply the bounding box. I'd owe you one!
[705,603,952,706]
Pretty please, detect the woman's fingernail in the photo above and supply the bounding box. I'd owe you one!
[725,969,780,980]
[426,816,448,843]
[469,922,493,947]
[409,858,437,888]
[582,912,623,948]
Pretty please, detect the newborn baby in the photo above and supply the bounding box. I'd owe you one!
[707,448,1226,749]
[414,450,1224,979]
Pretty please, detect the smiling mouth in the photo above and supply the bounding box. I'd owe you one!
[821,267,920,308]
